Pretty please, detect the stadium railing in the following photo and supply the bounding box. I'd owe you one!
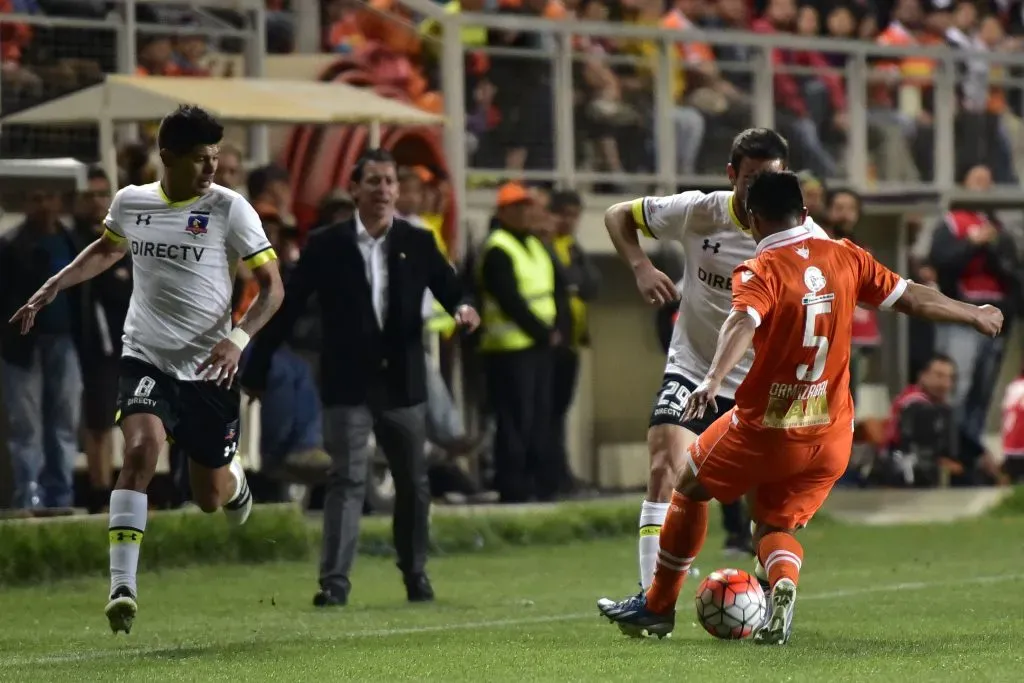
[393,0,1024,231]
[0,0,269,168]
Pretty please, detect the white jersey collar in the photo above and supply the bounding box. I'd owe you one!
[754,222,820,255]
[356,211,393,241]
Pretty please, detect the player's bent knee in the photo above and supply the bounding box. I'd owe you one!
[120,433,162,483]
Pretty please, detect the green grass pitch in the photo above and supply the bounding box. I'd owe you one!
[1,515,1023,682]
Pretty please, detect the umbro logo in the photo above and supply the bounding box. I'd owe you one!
[796,246,810,259]
[741,270,755,283]
[136,214,151,225]
[702,239,720,254]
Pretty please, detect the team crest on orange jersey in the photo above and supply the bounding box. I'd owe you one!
[803,267,826,293]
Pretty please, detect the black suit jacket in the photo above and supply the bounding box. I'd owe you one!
[241,216,468,407]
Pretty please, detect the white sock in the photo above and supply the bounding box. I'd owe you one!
[223,457,252,522]
[638,500,670,590]
[229,457,245,503]
[109,489,147,598]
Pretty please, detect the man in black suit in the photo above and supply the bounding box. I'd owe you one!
[241,149,480,607]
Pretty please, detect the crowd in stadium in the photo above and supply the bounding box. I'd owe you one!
[322,0,1024,183]
[5,0,1024,182]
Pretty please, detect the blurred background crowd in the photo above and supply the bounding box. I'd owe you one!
[2,0,1024,516]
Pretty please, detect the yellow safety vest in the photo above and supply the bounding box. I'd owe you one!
[421,214,458,337]
[478,228,556,352]
[552,234,589,349]
[420,1,487,47]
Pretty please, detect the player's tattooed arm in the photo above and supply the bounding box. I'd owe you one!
[8,233,128,334]
[604,201,677,305]
[682,310,756,422]
[234,260,284,339]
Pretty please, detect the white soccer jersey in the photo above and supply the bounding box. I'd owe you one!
[103,182,275,381]
[632,190,829,398]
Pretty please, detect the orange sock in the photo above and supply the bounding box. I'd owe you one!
[645,490,707,614]
[757,532,804,588]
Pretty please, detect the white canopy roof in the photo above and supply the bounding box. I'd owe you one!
[0,74,443,126]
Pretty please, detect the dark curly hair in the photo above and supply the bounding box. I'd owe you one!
[157,105,224,156]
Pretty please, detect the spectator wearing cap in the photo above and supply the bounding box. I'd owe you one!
[477,182,569,503]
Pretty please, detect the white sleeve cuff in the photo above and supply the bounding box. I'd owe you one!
[879,278,909,310]
[742,306,762,327]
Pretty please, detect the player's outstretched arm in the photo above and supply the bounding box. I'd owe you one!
[604,200,676,305]
[682,309,756,422]
[8,232,128,335]
[892,281,1003,337]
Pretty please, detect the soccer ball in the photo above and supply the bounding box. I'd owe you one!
[694,568,767,639]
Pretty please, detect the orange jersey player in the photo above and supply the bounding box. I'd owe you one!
[598,170,1002,645]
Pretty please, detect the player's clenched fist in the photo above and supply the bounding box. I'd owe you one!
[973,304,1003,338]
[634,262,678,306]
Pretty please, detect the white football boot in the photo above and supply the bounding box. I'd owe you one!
[754,578,796,645]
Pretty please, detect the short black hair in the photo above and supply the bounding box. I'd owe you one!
[352,148,396,182]
[745,170,805,224]
[86,165,109,185]
[157,105,223,156]
[827,188,862,211]
[247,164,289,200]
[729,128,789,172]
[550,190,582,213]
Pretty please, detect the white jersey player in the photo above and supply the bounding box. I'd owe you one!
[9,105,284,635]
[597,129,830,624]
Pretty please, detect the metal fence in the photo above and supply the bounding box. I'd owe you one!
[392,0,1024,229]
[0,0,267,169]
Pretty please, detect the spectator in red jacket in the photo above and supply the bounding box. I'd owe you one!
[752,0,844,178]
[929,165,1021,449]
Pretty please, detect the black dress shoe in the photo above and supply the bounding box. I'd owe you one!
[313,588,347,607]
[404,573,435,603]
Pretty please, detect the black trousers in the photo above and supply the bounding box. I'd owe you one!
[485,347,555,502]
[551,347,579,493]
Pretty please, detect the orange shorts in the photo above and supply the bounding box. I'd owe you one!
[687,409,852,529]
